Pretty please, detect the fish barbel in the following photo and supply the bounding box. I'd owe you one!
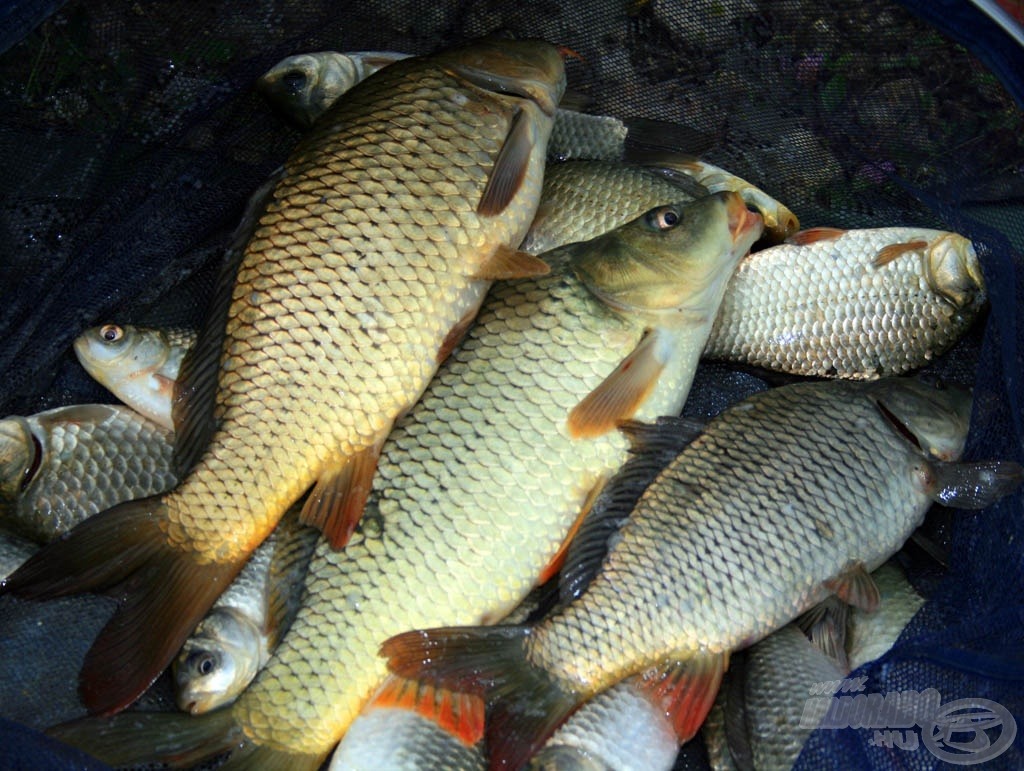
[4,37,565,716]
[47,192,761,768]
[704,227,987,379]
[0,404,176,543]
[74,324,196,430]
[383,377,1023,770]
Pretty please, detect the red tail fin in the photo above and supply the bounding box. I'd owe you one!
[3,495,240,715]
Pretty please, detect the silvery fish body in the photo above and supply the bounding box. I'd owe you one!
[0,404,176,543]
[846,562,924,671]
[74,324,195,430]
[704,227,986,378]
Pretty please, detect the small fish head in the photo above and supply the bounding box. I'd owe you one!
[572,191,763,316]
[258,52,361,128]
[172,608,263,714]
[925,234,986,312]
[0,416,36,511]
[866,377,973,462]
[439,39,567,117]
[73,324,167,380]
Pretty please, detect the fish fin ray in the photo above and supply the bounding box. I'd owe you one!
[3,495,243,715]
[263,506,319,649]
[381,625,577,771]
[438,304,483,364]
[927,460,1024,509]
[538,478,606,586]
[48,708,241,768]
[300,435,386,549]
[172,168,284,477]
[369,676,485,746]
[785,227,845,245]
[873,240,928,267]
[635,653,727,742]
[795,597,852,673]
[471,243,551,280]
[477,107,532,217]
[824,563,879,613]
[567,330,666,439]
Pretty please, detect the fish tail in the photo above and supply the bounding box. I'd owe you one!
[382,625,579,771]
[2,495,240,715]
[48,708,242,768]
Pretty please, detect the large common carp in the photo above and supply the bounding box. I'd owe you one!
[3,38,565,716]
[383,378,1023,770]
[47,192,762,768]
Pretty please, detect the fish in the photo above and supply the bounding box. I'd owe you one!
[520,159,708,255]
[0,404,176,543]
[257,50,713,164]
[845,561,925,671]
[3,38,566,717]
[47,192,763,769]
[703,227,987,379]
[172,505,319,714]
[382,377,1024,770]
[73,324,196,430]
[257,51,411,127]
[0,531,36,581]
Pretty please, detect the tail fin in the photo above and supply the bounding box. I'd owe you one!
[3,496,239,715]
[381,625,579,770]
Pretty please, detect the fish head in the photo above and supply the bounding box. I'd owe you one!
[257,51,409,127]
[437,39,567,118]
[0,416,36,511]
[925,234,986,313]
[171,607,263,714]
[73,324,168,383]
[571,191,764,318]
[866,377,973,462]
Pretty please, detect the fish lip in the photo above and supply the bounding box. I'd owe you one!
[726,193,764,244]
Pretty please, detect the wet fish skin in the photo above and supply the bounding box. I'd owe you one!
[45,192,759,768]
[704,227,987,379]
[0,531,36,581]
[0,404,176,543]
[74,324,195,430]
[4,38,566,718]
[381,377,1022,769]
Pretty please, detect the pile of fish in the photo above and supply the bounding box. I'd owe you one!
[0,38,1020,771]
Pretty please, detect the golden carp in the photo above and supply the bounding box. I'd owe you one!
[47,192,762,768]
[704,227,987,379]
[382,378,1023,770]
[3,38,565,716]
[73,324,195,430]
[0,404,176,543]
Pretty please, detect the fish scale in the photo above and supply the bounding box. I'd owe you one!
[527,382,942,692]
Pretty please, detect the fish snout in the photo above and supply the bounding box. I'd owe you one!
[725,191,764,246]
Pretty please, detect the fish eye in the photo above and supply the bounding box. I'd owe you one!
[190,652,218,677]
[282,70,308,96]
[99,324,124,343]
[646,207,680,230]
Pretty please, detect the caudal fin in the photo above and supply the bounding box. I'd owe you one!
[381,625,579,770]
[2,495,240,715]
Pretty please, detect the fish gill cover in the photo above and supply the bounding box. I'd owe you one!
[0,0,1021,769]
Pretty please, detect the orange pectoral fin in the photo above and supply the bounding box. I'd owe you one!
[300,434,387,549]
[635,652,728,743]
[785,226,846,246]
[471,243,551,281]
[567,330,665,439]
[873,240,928,267]
[368,675,485,747]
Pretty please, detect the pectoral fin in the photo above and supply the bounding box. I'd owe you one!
[567,330,666,439]
[470,243,550,281]
[477,108,533,217]
[635,652,728,742]
[538,478,606,585]
[300,434,387,549]
[795,596,851,673]
[367,676,485,747]
[873,240,928,267]
[824,563,879,613]
[786,227,845,246]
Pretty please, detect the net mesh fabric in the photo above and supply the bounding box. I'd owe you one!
[0,1,1021,768]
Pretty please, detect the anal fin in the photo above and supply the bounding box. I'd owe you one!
[368,675,485,747]
[635,652,728,743]
[567,329,666,439]
[300,434,387,549]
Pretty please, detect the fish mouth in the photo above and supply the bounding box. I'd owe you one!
[726,192,764,246]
